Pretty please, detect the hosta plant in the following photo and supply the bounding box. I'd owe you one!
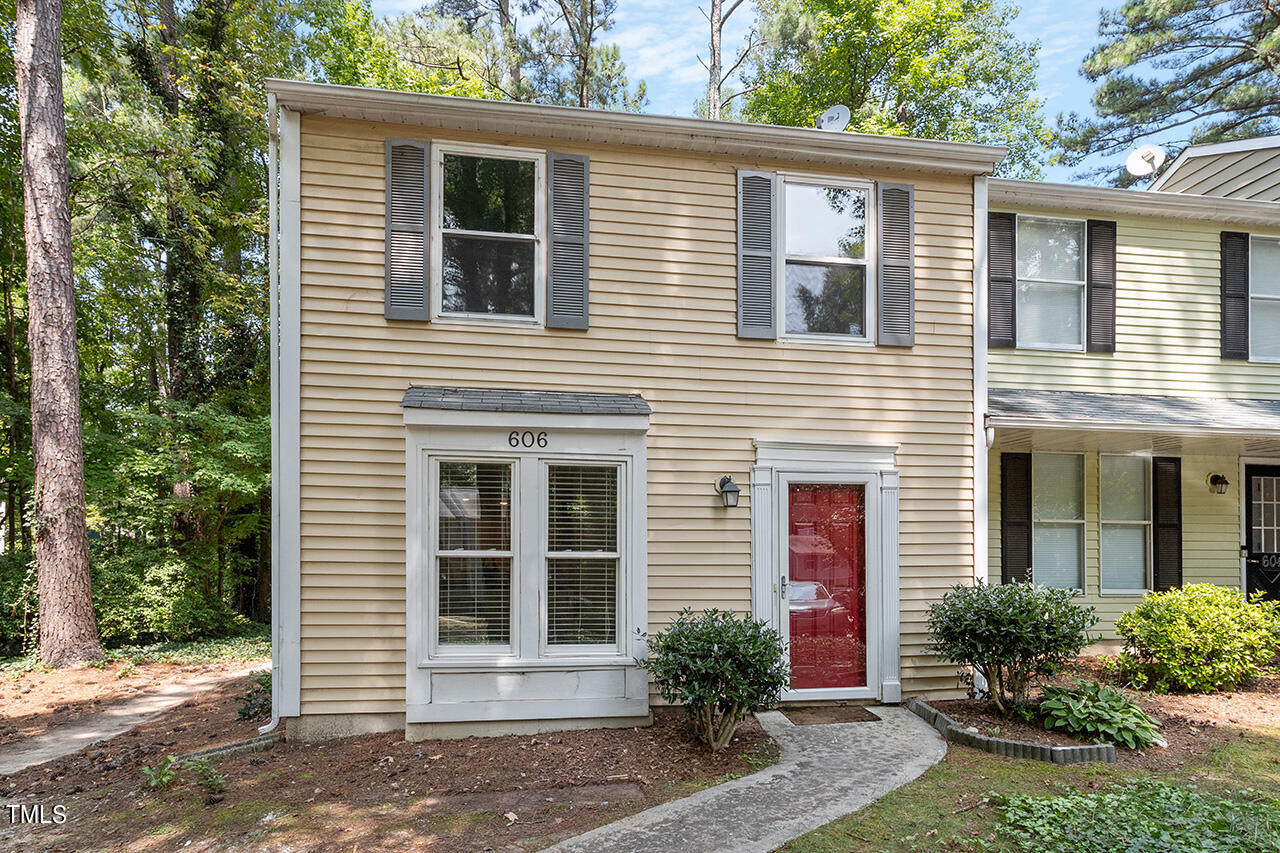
[1040,679,1160,749]
[638,608,789,752]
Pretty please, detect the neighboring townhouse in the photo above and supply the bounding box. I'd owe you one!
[984,176,1280,635]
[1151,136,1280,202]
[264,79,1001,739]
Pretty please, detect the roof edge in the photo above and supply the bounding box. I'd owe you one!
[1150,135,1280,192]
[989,177,1280,228]
[265,79,1007,176]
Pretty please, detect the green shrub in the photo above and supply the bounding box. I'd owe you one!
[184,758,227,795]
[926,582,1097,716]
[995,780,1280,852]
[0,550,36,657]
[1040,679,1160,749]
[1109,584,1280,693]
[238,671,272,720]
[141,756,181,789]
[638,608,789,751]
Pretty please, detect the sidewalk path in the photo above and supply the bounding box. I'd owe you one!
[0,668,257,776]
[545,705,946,853]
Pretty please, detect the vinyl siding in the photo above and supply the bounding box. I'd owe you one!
[988,451,1241,635]
[988,208,1280,398]
[295,116,979,715]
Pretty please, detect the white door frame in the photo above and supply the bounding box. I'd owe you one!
[750,440,902,703]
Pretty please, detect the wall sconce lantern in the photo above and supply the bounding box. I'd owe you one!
[1209,473,1230,495]
[716,475,741,508]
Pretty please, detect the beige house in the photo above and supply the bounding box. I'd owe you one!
[264,79,1001,740]
[263,80,1280,741]
[984,177,1280,635]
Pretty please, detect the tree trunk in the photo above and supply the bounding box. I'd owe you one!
[708,0,723,120]
[16,0,103,666]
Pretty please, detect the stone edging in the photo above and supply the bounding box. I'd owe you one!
[178,731,283,763]
[905,698,1116,765]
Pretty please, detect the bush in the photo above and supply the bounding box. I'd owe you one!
[638,608,789,751]
[238,671,272,720]
[1109,584,1280,693]
[995,780,1280,852]
[1040,679,1160,749]
[926,581,1097,716]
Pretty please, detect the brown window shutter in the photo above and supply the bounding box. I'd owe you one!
[1221,231,1250,360]
[988,212,1016,349]
[1152,457,1183,591]
[1086,220,1116,353]
[1000,452,1032,584]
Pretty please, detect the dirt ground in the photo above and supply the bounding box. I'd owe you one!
[932,658,1280,772]
[0,659,269,746]
[0,683,778,852]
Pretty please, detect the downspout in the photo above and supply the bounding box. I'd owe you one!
[972,173,990,697]
[261,92,281,735]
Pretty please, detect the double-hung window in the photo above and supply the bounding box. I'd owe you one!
[1100,454,1151,593]
[1016,217,1086,351]
[430,455,626,657]
[433,144,543,322]
[1250,236,1280,361]
[781,178,873,340]
[1031,453,1084,589]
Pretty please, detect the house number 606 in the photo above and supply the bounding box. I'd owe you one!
[509,430,548,448]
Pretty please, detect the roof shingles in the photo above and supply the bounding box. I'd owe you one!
[401,386,651,416]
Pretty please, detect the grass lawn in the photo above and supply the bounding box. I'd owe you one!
[782,724,1280,852]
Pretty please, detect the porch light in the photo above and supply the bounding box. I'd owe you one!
[716,475,741,508]
[1209,473,1230,495]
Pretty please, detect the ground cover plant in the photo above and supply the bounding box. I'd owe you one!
[639,608,789,751]
[1040,679,1160,749]
[1108,584,1280,693]
[926,582,1097,716]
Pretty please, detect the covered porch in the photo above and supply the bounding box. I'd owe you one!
[985,389,1280,636]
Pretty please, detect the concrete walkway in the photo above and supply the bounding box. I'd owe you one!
[545,705,946,853]
[0,668,256,776]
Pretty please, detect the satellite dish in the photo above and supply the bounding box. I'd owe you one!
[1125,144,1167,178]
[816,104,851,132]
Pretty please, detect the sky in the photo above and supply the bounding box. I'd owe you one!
[370,1,1115,183]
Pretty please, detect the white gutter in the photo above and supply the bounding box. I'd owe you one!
[989,178,1280,228]
[261,93,280,736]
[263,78,1007,177]
[987,416,1280,439]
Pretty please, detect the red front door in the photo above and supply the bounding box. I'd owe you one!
[787,483,867,690]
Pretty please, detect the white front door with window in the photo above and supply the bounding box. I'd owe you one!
[750,440,902,702]
[403,407,649,725]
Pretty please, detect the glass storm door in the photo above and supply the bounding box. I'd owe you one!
[1246,465,1280,600]
[786,483,867,690]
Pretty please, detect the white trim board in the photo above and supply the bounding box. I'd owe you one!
[988,178,1280,228]
[987,416,1280,439]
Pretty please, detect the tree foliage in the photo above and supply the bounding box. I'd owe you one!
[743,0,1049,177]
[1056,0,1280,186]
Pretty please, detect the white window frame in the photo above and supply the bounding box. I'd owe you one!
[1015,214,1087,353]
[429,455,520,658]
[1031,451,1085,591]
[777,173,877,346]
[540,458,627,657]
[1098,453,1153,596]
[430,140,546,327]
[1249,235,1280,364]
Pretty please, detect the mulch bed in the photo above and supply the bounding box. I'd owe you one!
[0,659,268,746]
[1,696,779,852]
[784,705,880,725]
[930,659,1280,771]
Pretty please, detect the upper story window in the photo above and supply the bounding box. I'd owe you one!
[1016,217,1085,351]
[1250,236,1280,362]
[781,178,873,342]
[431,143,545,323]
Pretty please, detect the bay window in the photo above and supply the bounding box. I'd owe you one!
[1016,217,1085,351]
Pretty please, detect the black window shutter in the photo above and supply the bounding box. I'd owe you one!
[384,139,429,321]
[547,152,590,329]
[1152,457,1183,591]
[1000,452,1032,584]
[737,170,777,339]
[1086,219,1117,353]
[877,183,914,346]
[988,212,1016,349]
[1221,231,1250,360]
